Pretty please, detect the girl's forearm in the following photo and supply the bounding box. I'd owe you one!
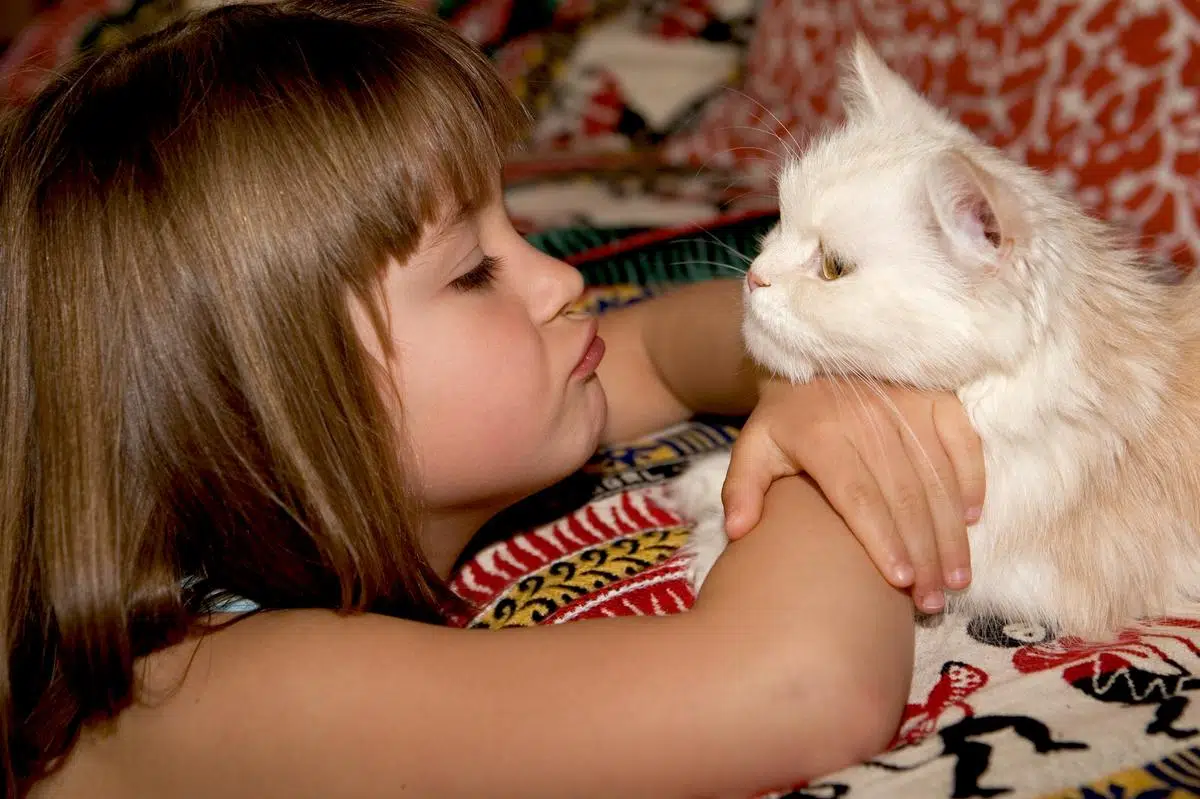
[596,279,768,444]
[639,279,764,417]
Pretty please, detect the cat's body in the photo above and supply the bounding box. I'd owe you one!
[672,37,1200,638]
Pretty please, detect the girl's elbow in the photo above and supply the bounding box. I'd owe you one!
[768,648,909,781]
[832,667,908,765]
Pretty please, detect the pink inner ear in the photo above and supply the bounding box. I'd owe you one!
[930,150,1022,269]
[958,193,1001,250]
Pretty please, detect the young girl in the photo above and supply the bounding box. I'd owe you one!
[0,2,985,796]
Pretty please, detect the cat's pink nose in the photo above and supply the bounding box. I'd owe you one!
[746,271,771,292]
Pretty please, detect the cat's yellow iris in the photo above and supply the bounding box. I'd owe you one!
[820,243,851,281]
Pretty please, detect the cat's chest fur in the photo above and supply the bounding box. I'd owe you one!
[956,338,1121,541]
[954,366,1111,621]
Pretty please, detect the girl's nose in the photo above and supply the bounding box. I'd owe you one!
[530,249,585,324]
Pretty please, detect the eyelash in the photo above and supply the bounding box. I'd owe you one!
[451,255,502,293]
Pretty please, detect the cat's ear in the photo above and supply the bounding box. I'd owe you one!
[840,34,929,123]
[926,150,1028,272]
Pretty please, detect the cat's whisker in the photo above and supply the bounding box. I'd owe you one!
[686,150,739,181]
[687,146,774,181]
[671,258,748,277]
[826,356,896,490]
[673,235,754,265]
[719,88,804,160]
[727,191,780,206]
[857,376,954,511]
[709,136,790,166]
[701,139,788,195]
[716,177,768,200]
[709,130,792,165]
[716,141,786,161]
[848,373,899,486]
[822,365,858,426]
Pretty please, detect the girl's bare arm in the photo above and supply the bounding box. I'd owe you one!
[50,476,913,799]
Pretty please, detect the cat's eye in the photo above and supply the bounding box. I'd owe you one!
[819,244,851,281]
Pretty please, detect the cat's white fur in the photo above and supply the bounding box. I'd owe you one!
[672,36,1200,639]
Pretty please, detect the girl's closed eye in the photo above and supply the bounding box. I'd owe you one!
[450,255,502,292]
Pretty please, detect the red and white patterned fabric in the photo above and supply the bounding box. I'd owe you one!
[665,0,1200,270]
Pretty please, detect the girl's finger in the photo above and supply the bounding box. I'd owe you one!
[933,394,986,524]
[899,414,972,591]
[858,421,943,612]
[720,428,791,540]
[811,444,914,588]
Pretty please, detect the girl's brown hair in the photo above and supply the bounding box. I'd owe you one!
[0,1,527,790]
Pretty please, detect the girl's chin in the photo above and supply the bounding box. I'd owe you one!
[574,383,609,461]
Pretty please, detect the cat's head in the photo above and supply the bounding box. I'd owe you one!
[744,36,1056,389]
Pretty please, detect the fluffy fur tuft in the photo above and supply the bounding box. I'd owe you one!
[673,35,1200,639]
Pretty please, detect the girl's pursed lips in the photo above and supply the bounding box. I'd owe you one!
[571,318,604,379]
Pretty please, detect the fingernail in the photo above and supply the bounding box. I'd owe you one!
[921,590,945,613]
[892,563,914,586]
[947,567,971,588]
[965,506,982,524]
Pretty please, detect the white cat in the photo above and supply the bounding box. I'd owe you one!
[672,35,1200,639]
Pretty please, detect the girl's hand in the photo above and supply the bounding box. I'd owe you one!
[721,377,986,613]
